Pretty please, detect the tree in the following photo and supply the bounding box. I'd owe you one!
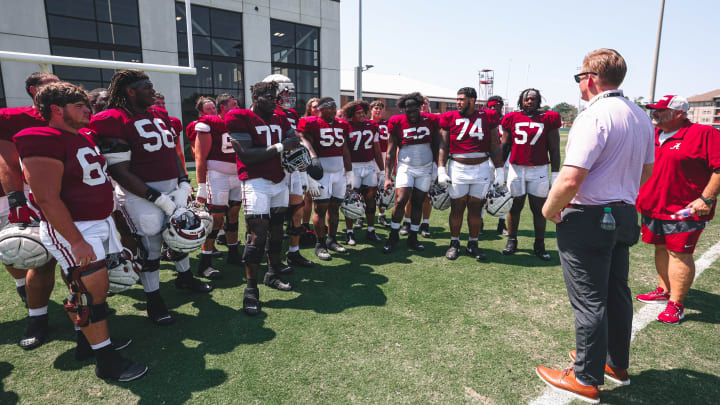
[632,96,647,111]
[540,105,551,111]
[551,102,578,125]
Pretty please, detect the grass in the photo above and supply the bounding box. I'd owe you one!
[1,128,719,404]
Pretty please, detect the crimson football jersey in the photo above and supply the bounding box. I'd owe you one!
[373,119,389,153]
[186,120,198,143]
[0,106,46,143]
[439,109,500,154]
[281,108,299,129]
[90,107,180,182]
[501,110,561,166]
[169,116,182,139]
[224,108,292,183]
[14,127,114,221]
[347,120,379,163]
[297,116,350,158]
[196,115,235,164]
[388,113,438,147]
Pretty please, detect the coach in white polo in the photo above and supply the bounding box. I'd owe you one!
[535,49,654,403]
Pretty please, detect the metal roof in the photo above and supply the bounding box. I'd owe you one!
[340,70,458,101]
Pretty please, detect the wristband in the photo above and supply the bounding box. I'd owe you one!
[700,195,715,206]
[274,143,284,153]
[145,187,161,202]
[7,190,27,209]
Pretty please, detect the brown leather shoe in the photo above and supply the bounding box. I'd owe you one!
[536,365,599,404]
[570,350,631,386]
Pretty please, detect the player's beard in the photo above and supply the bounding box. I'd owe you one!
[63,115,89,130]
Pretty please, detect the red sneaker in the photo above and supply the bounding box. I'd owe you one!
[636,286,669,304]
[657,300,684,324]
[569,350,631,386]
[536,366,599,404]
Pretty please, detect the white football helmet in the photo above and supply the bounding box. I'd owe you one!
[281,144,311,172]
[485,183,513,217]
[262,73,296,109]
[375,184,396,210]
[0,223,52,270]
[107,248,140,293]
[341,189,366,220]
[188,201,213,234]
[429,184,451,211]
[162,208,207,253]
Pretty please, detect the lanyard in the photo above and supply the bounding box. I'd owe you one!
[587,90,623,107]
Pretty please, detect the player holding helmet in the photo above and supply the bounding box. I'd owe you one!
[91,69,212,326]
[500,88,561,260]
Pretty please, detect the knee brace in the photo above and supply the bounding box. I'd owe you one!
[243,217,269,264]
[140,258,160,273]
[208,229,219,240]
[88,302,110,323]
[224,221,239,232]
[208,204,227,214]
[228,200,243,207]
[64,260,108,327]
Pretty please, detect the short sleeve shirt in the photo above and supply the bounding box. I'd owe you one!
[501,110,561,166]
[439,109,500,154]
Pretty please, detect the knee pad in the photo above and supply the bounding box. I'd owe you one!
[140,258,160,273]
[224,221,239,232]
[208,204,227,214]
[208,229,219,240]
[287,225,305,236]
[228,200,243,207]
[242,244,264,264]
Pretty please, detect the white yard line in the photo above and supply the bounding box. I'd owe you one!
[529,240,720,405]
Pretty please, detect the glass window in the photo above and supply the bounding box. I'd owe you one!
[176,3,244,159]
[45,0,142,89]
[271,20,321,115]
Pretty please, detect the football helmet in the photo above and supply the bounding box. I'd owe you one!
[281,144,311,173]
[162,208,207,253]
[375,183,396,210]
[188,201,213,234]
[485,183,513,217]
[0,222,52,270]
[429,184,451,210]
[107,248,141,293]
[341,189,366,220]
[263,73,296,109]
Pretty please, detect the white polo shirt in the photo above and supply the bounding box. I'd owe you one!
[564,89,654,205]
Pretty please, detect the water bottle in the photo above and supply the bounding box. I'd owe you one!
[600,207,616,231]
[670,208,694,220]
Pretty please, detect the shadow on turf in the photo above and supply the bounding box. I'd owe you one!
[683,289,720,325]
[0,362,19,405]
[601,368,720,404]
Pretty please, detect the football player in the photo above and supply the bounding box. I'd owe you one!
[297,97,353,261]
[226,81,299,315]
[16,82,147,381]
[262,74,313,268]
[91,69,212,326]
[0,72,59,350]
[384,92,441,254]
[193,93,242,279]
[486,95,508,235]
[500,88,561,260]
[153,92,187,173]
[438,87,503,260]
[342,100,384,245]
[185,97,217,158]
[88,88,109,114]
[369,100,390,227]
[300,98,321,245]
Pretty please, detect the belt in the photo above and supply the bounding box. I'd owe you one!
[566,201,630,209]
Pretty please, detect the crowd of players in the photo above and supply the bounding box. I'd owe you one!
[0,69,563,382]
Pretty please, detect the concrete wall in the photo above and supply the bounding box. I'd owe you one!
[0,0,340,112]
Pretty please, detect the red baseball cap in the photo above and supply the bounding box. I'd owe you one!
[646,95,688,112]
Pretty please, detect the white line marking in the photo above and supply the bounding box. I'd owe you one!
[529,240,720,405]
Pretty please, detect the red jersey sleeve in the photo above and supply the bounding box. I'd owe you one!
[13,127,64,160]
[170,116,183,138]
[500,113,514,133]
[388,115,403,143]
[89,110,125,140]
[297,116,316,141]
[224,109,251,133]
[485,109,500,129]
[438,111,452,130]
[544,111,562,131]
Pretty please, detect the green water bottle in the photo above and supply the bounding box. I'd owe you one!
[600,207,616,231]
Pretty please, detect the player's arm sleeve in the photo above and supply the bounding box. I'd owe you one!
[438,111,450,130]
[706,127,720,171]
[500,113,513,133]
[89,113,125,140]
[13,133,64,160]
[548,111,562,131]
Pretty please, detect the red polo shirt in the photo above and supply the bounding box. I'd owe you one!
[637,120,720,221]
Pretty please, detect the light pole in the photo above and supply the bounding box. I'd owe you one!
[355,0,363,101]
[649,0,666,103]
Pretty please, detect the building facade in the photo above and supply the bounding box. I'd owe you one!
[0,0,340,125]
[687,89,720,129]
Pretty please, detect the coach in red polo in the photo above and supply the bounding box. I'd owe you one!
[636,95,720,324]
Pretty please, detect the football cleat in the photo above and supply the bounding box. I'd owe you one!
[146,293,174,326]
[502,238,518,255]
[636,286,670,304]
[263,272,292,291]
[365,230,382,242]
[534,240,551,261]
[326,237,347,253]
[399,222,410,236]
[287,250,314,267]
[467,240,486,260]
[420,223,431,238]
[243,287,261,316]
[95,348,148,382]
[377,216,390,227]
[314,242,332,261]
[345,231,357,246]
[407,233,425,252]
[446,240,460,260]
[175,272,213,293]
[19,314,48,350]
[383,231,399,254]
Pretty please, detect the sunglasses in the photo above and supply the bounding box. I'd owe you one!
[574,72,597,83]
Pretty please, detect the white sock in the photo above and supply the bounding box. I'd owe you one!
[403,219,411,225]
[28,306,48,317]
[391,222,401,230]
[367,226,375,232]
[289,245,299,253]
[14,278,26,287]
[74,326,81,331]
[451,237,459,241]
[410,224,420,232]
[91,339,111,350]
[140,271,160,292]
[422,219,429,224]
[346,229,354,234]
[468,237,478,242]
[201,250,213,255]
[175,255,190,273]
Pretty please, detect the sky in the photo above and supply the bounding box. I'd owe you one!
[339,0,718,108]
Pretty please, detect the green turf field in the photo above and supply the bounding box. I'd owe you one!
[1,129,719,404]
